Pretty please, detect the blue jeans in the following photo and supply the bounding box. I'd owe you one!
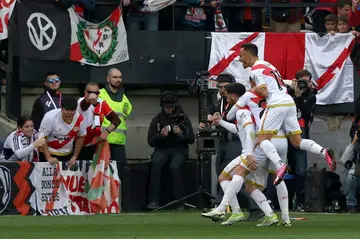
[127,12,159,31]
[344,169,360,207]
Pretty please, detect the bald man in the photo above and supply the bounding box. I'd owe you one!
[99,68,132,183]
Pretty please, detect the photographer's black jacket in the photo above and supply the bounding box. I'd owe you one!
[287,86,317,138]
[148,109,195,149]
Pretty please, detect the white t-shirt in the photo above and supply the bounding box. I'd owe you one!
[0,130,38,162]
[39,109,87,156]
[251,60,293,105]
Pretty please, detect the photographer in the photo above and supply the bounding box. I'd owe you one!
[286,69,317,210]
[200,74,262,220]
[340,97,360,213]
[147,92,195,210]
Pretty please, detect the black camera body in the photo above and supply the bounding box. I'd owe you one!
[297,79,308,91]
[196,125,221,155]
[169,113,185,127]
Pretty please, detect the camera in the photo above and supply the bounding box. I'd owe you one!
[297,79,308,91]
[169,113,185,126]
[188,71,217,96]
[196,122,221,155]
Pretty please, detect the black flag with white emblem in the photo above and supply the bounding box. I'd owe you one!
[9,0,70,60]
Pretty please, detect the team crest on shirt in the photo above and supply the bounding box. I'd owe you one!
[54,136,70,143]
[73,127,79,132]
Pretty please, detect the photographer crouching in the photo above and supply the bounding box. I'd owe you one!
[340,97,360,213]
[147,92,195,210]
[286,70,317,210]
[200,74,263,220]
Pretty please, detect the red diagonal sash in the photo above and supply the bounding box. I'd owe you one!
[47,115,83,150]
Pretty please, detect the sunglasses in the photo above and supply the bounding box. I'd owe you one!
[86,90,100,95]
[47,78,60,84]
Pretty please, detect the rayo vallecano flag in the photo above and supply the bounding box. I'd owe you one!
[69,6,129,66]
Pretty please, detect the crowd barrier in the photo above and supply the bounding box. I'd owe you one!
[0,161,120,216]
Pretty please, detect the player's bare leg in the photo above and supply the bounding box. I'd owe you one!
[288,134,336,171]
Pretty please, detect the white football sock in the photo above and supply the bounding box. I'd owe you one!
[259,140,284,170]
[220,180,241,214]
[250,189,274,217]
[216,175,244,212]
[275,181,290,221]
[300,139,325,157]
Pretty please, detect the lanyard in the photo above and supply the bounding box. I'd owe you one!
[221,100,229,118]
[46,91,62,109]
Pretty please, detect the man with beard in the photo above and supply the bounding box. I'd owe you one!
[99,68,132,182]
[31,72,62,131]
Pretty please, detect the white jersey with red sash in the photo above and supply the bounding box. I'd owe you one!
[251,60,293,105]
[39,109,87,156]
[234,90,265,131]
[77,97,113,146]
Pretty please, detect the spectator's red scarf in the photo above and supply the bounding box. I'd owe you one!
[214,7,227,32]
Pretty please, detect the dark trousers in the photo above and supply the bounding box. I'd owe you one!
[148,148,187,203]
[215,139,260,211]
[78,145,97,161]
[110,144,127,184]
[288,134,308,205]
[39,152,72,162]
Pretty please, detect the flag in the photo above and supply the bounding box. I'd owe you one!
[86,141,120,213]
[69,7,129,66]
[148,0,176,12]
[208,32,355,105]
[0,0,16,40]
[9,0,70,60]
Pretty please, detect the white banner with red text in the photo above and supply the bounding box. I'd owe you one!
[208,32,355,105]
[33,161,121,216]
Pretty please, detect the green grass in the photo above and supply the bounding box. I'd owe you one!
[0,212,359,239]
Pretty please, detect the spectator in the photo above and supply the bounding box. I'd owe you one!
[77,82,121,161]
[313,0,337,33]
[337,0,352,17]
[324,14,338,34]
[270,0,303,32]
[38,97,86,165]
[348,0,360,29]
[338,15,351,32]
[147,92,194,210]
[127,0,159,30]
[179,0,215,31]
[31,72,62,131]
[99,68,132,183]
[0,115,45,162]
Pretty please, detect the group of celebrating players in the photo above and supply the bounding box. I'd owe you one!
[201,43,336,227]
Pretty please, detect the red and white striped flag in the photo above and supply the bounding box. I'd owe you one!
[208,32,355,105]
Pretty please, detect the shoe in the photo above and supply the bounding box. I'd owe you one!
[202,209,225,221]
[278,220,292,226]
[274,164,288,186]
[221,212,245,226]
[324,148,336,172]
[246,209,265,221]
[147,201,159,210]
[256,214,279,227]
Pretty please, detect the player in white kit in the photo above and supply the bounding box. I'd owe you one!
[227,43,336,185]
[202,83,282,226]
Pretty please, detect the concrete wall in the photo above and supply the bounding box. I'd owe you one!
[0,87,354,181]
